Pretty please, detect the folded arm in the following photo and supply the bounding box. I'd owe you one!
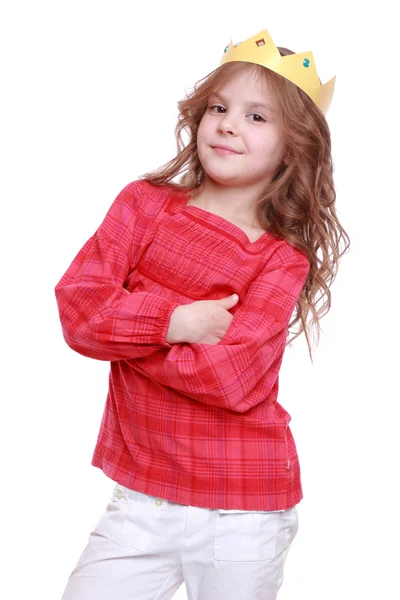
[54,182,181,361]
[128,251,310,413]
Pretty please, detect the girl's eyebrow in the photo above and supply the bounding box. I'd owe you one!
[210,91,276,112]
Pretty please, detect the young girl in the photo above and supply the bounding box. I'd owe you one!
[55,27,349,600]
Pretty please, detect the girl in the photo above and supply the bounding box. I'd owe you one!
[55,27,350,600]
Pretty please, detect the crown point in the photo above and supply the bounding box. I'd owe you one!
[303,58,311,68]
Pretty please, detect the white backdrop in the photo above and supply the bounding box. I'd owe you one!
[1,1,398,598]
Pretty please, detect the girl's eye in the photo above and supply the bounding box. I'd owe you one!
[209,105,225,114]
[208,105,266,123]
[248,114,266,123]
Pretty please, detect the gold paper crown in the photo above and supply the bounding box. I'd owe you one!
[219,29,335,115]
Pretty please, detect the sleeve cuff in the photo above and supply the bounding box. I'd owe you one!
[155,299,183,348]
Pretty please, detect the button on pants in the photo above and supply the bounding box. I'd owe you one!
[61,482,298,600]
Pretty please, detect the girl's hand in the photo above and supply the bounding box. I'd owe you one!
[166,294,239,345]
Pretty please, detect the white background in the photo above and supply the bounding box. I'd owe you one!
[1,1,399,598]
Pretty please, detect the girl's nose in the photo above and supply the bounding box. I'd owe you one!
[218,120,236,135]
[218,114,238,135]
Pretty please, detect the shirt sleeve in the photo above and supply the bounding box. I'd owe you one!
[54,182,182,361]
[128,250,310,413]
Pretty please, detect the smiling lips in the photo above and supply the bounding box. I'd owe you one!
[212,145,241,155]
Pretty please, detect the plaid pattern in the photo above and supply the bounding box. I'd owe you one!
[55,180,310,510]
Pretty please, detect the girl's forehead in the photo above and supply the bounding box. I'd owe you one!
[213,71,272,98]
[211,75,277,112]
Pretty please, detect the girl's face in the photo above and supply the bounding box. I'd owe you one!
[197,69,286,191]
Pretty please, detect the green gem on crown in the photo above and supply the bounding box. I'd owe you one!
[303,58,310,68]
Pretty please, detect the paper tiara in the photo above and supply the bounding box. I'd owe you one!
[219,28,336,115]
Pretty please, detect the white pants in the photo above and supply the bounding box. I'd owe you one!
[61,482,298,600]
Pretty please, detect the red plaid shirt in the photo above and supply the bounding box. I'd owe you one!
[55,180,310,510]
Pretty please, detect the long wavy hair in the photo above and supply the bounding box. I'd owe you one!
[138,49,350,362]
